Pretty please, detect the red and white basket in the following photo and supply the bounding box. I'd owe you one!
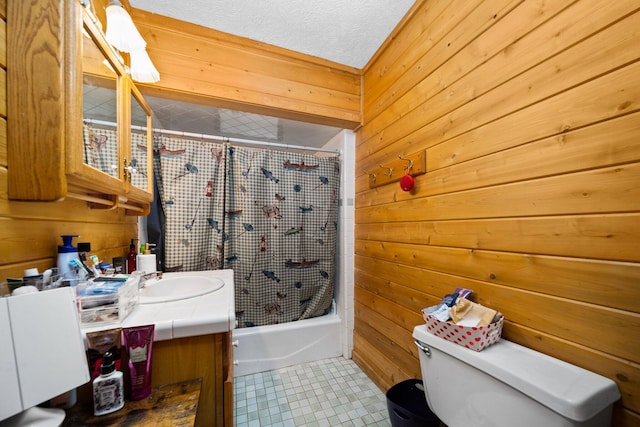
[423,312,504,352]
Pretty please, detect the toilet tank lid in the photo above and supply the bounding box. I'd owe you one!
[413,325,620,422]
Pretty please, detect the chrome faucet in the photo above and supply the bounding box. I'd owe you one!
[137,271,163,289]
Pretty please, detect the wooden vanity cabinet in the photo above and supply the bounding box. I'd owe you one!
[74,332,233,426]
[152,332,234,427]
[7,0,153,215]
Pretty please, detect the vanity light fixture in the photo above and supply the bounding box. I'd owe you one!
[104,0,160,83]
[130,48,160,83]
[105,0,146,52]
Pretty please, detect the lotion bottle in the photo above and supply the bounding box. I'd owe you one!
[123,325,154,400]
[93,351,124,416]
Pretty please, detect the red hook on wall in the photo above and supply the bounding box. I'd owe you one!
[399,158,415,191]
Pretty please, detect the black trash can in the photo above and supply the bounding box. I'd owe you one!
[386,379,440,427]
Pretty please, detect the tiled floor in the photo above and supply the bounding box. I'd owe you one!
[234,357,391,427]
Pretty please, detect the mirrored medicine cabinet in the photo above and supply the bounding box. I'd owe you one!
[7,0,153,215]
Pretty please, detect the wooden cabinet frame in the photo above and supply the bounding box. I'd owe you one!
[7,0,153,215]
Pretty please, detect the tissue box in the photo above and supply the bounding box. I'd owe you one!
[75,278,139,327]
[423,311,504,352]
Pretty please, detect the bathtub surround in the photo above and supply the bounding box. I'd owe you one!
[233,302,342,377]
[156,137,340,328]
[320,130,356,360]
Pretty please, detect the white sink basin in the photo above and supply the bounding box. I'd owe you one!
[139,275,225,304]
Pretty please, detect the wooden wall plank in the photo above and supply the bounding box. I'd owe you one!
[356,260,640,371]
[361,0,628,147]
[356,251,640,314]
[357,163,640,223]
[130,8,361,129]
[358,4,640,418]
[358,270,640,415]
[361,45,640,176]
[362,1,637,149]
[352,331,404,392]
[0,19,5,69]
[358,112,640,203]
[147,53,359,112]
[355,260,639,362]
[0,217,134,265]
[359,63,640,182]
[140,57,361,126]
[354,301,421,378]
[355,214,640,263]
[0,119,5,166]
[364,0,562,124]
[360,8,640,170]
[140,22,359,94]
[0,69,5,118]
[355,266,640,413]
[363,0,487,118]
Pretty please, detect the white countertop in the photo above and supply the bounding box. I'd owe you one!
[81,269,236,342]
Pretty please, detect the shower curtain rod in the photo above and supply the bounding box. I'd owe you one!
[84,118,341,155]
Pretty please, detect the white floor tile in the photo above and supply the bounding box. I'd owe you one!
[234,357,391,426]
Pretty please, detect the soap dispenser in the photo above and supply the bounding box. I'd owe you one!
[137,244,156,274]
[127,239,137,274]
[92,351,124,416]
[57,235,80,281]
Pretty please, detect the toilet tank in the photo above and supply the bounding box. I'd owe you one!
[412,325,620,427]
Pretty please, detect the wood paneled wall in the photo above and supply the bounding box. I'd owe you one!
[354,1,640,426]
[0,0,138,285]
[129,7,361,130]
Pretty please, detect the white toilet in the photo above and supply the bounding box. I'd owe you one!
[412,325,620,427]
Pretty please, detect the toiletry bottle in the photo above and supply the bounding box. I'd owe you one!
[57,235,80,281]
[77,242,96,277]
[123,325,154,400]
[127,239,137,274]
[93,351,124,416]
[137,243,157,274]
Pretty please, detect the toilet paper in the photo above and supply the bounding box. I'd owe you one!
[137,254,157,274]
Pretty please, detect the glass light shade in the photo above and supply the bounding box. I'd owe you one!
[130,49,160,83]
[105,0,146,52]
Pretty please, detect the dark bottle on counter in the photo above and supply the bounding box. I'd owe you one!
[127,239,137,273]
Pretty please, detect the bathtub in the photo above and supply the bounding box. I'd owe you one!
[232,303,342,377]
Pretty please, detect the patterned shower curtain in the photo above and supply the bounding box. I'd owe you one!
[156,137,340,328]
[82,123,153,191]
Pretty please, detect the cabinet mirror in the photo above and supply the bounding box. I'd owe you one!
[81,21,120,179]
[129,87,152,192]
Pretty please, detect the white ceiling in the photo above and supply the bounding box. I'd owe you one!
[125,0,415,148]
[129,0,414,68]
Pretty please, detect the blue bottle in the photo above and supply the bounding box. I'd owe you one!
[57,235,80,281]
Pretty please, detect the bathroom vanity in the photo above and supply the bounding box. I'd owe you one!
[78,270,236,427]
